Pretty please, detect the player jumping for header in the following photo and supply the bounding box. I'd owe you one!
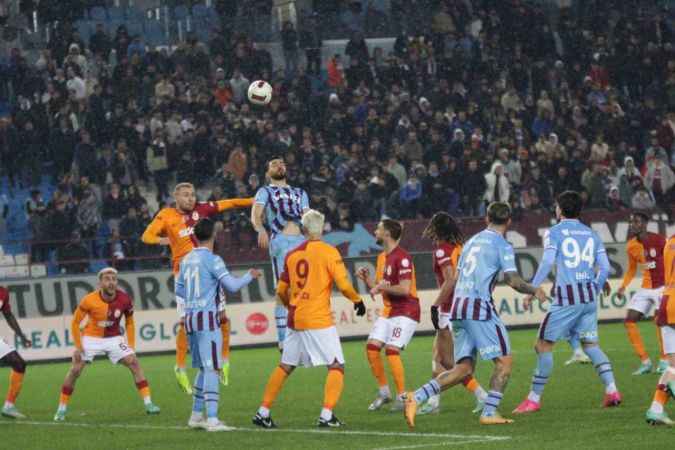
[175,218,260,432]
[0,285,32,419]
[54,268,160,421]
[513,191,620,414]
[251,157,310,350]
[142,182,253,392]
[404,202,547,427]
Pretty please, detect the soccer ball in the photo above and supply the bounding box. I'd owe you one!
[247,80,273,106]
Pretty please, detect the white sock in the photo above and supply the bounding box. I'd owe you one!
[379,385,391,398]
[207,417,220,425]
[257,406,270,418]
[641,358,651,365]
[649,401,664,414]
[190,411,203,421]
[427,394,440,407]
[320,407,332,421]
[57,404,67,413]
[527,391,541,403]
[605,382,618,394]
[475,386,488,401]
[3,401,13,409]
[574,348,585,357]
[396,392,406,401]
[143,396,152,406]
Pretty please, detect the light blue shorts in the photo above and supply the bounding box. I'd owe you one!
[452,316,511,362]
[538,302,598,343]
[189,331,223,370]
[270,234,306,282]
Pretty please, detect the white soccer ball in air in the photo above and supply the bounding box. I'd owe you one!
[247,80,273,106]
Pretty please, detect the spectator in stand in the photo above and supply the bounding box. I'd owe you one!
[46,199,75,254]
[281,21,299,75]
[461,159,486,217]
[484,162,511,205]
[299,12,322,74]
[645,158,675,219]
[606,185,628,211]
[89,23,111,60]
[76,188,101,254]
[102,183,127,231]
[632,186,656,210]
[229,68,250,105]
[147,131,170,202]
[57,231,90,274]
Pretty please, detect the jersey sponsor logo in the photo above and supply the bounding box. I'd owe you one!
[246,312,269,335]
[97,320,114,328]
[401,258,410,268]
[435,249,445,258]
[645,261,657,269]
[178,227,194,238]
[479,344,502,358]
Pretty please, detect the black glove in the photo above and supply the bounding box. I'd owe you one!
[430,305,440,330]
[354,301,366,317]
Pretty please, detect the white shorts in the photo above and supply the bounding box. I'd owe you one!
[281,326,345,368]
[82,336,134,364]
[438,312,453,332]
[0,337,15,359]
[368,316,417,349]
[661,325,675,355]
[628,287,664,316]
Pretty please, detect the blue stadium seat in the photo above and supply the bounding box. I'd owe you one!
[145,19,167,47]
[173,5,189,20]
[76,20,93,41]
[108,6,126,21]
[127,19,144,37]
[89,6,107,22]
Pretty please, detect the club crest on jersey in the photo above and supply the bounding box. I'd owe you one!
[386,266,392,276]
[192,211,200,221]
[114,309,121,319]
[401,258,410,268]
[435,249,445,258]
[649,248,656,258]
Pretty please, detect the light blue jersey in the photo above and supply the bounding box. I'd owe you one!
[533,219,609,306]
[452,229,518,321]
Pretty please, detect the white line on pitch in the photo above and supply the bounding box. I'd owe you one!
[0,420,511,441]
[372,440,496,450]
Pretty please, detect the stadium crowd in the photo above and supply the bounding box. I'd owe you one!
[1,0,675,271]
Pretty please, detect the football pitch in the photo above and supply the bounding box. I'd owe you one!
[1,322,672,450]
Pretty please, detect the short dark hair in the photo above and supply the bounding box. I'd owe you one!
[423,212,464,244]
[381,219,403,241]
[631,211,650,223]
[487,202,512,225]
[556,191,583,218]
[266,157,283,171]
[194,218,215,242]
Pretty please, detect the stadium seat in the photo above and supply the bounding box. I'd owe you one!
[0,254,14,266]
[89,6,107,22]
[127,19,144,37]
[173,5,189,20]
[13,253,28,265]
[145,19,167,47]
[108,6,126,21]
[30,264,47,278]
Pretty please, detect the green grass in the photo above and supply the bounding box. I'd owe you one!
[0,322,672,450]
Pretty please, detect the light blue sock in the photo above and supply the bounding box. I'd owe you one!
[584,346,616,388]
[531,351,553,396]
[413,379,441,404]
[203,369,220,419]
[274,305,288,344]
[481,390,504,417]
[568,334,581,352]
[192,370,205,413]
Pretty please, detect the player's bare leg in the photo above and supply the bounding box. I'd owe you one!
[625,310,653,375]
[318,362,345,427]
[366,339,391,410]
[646,342,675,425]
[175,323,193,394]
[54,351,87,421]
[404,358,474,428]
[478,355,514,425]
[1,351,27,419]
[119,355,160,414]
[253,363,295,428]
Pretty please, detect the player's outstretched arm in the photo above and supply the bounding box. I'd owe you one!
[2,310,31,347]
[219,268,262,293]
[216,198,255,212]
[141,214,169,246]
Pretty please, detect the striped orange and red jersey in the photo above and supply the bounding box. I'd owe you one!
[142,198,253,273]
[621,233,667,290]
[279,240,361,330]
[432,243,462,313]
[657,235,675,326]
[0,286,10,313]
[72,289,134,349]
[375,246,421,322]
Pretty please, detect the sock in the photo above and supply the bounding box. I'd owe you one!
[529,351,553,401]
[203,369,220,419]
[366,344,388,391]
[624,321,649,363]
[257,406,270,418]
[274,305,288,345]
[385,348,405,396]
[260,366,290,410]
[414,379,441,404]
[379,385,391,398]
[322,368,344,413]
[427,394,440,407]
[584,346,617,393]
[320,407,333,421]
[192,370,205,413]
[176,324,188,369]
[5,370,24,406]
[649,384,668,414]
[568,334,581,353]
[58,385,73,411]
[136,380,152,405]
[462,376,487,401]
[221,320,230,361]
[481,390,504,417]
[656,326,666,361]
